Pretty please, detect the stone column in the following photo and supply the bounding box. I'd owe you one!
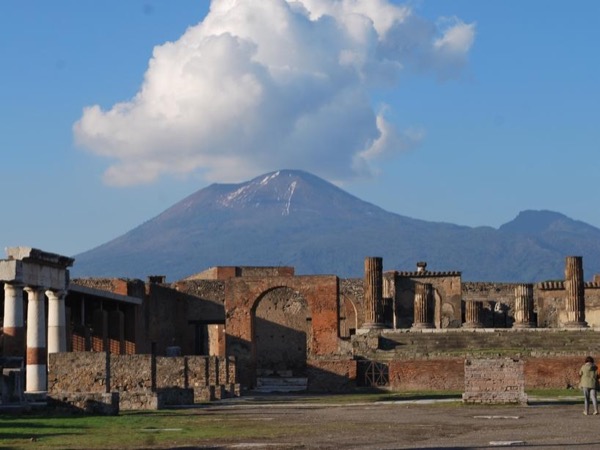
[412,283,434,329]
[47,290,67,353]
[3,283,25,356]
[463,300,483,328]
[24,286,47,392]
[513,284,535,328]
[564,256,587,328]
[363,256,385,328]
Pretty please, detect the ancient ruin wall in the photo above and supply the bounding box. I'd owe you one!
[462,282,518,328]
[48,353,236,400]
[463,358,527,404]
[395,272,462,328]
[536,282,600,327]
[339,278,364,337]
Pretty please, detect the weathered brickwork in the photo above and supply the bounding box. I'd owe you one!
[225,275,340,387]
[388,359,464,391]
[463,358,527,404]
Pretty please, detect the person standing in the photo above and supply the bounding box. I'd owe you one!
[579,356,599,415]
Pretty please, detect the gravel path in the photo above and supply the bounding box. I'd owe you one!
[185,396,600,449]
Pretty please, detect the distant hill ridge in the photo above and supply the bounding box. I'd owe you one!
[72,169,600,282]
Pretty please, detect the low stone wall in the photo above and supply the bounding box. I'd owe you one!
[371,356,586,391]
[388,358,464,391]
[463,358,527,404]
[119,391,158,411]
[524,356,582,389]
[118,388,195,411]
[48,392,119,415]
[48,353,239,410]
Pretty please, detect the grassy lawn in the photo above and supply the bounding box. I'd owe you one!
[0,408,299,449]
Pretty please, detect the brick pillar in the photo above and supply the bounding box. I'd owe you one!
[363,256,385,329]
[24,287,47,393]
[513,284,535,328]
[412,283,434,329]
[463,300,483,328]
[47,290,67,353]
[564,256,587,328]
[3,283,25,356]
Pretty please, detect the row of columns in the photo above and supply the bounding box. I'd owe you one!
[362,255,587,330]
[3,283,66,393]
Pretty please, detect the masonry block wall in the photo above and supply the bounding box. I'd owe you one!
[463,358,527,404]
[537,282,600,327]
[48,353,236,402]
[339,278,364,337]
[225,275,340,388]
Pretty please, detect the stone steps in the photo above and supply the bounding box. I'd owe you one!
[254,377,308,393]
[355,330,600,360]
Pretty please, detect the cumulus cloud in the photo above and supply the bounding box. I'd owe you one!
[74,0,475,186]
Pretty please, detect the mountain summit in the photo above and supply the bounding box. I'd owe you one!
[72,170,600,282]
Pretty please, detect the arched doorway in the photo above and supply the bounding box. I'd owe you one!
[253,287,310,377]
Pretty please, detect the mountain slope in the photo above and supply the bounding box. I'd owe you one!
[72,170,600,282]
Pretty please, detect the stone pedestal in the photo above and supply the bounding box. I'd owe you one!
[463,301,483,329]
[362,257,385,329]
[513,284,536,328]
[412,283,434,329]
[564,256,587,328]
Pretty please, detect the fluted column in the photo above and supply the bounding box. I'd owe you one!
[24,287,47,392]
[513,284,535,328]
[413,283,434,329]
[47,290,67,353]
[363,256,385,328]
[3,283,25,356]
[564,256,587,328]
[463,300,483,328]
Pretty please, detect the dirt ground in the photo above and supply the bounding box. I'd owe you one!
[183,395,600,450]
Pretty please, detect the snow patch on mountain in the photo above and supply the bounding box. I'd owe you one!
[283,181,297,216]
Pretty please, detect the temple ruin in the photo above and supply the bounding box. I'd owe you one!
[3,246,600,409]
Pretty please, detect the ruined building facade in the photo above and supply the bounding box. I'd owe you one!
[3,247,600,402]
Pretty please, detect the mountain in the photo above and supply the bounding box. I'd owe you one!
[72,170,600,282]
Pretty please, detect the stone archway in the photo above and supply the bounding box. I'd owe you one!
[253,287,310,377]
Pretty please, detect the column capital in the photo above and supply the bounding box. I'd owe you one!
[24,285,45,295]
[45,289,66,300]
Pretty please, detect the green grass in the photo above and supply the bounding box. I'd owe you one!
[0,409,299,449]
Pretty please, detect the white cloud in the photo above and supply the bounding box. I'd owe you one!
[73,0,475,186]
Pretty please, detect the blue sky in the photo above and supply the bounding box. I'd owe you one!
[1,0,599,257]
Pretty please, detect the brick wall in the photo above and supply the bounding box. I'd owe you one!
[463,358,527,404]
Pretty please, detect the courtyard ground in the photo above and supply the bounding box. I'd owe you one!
[3,393,600,449]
